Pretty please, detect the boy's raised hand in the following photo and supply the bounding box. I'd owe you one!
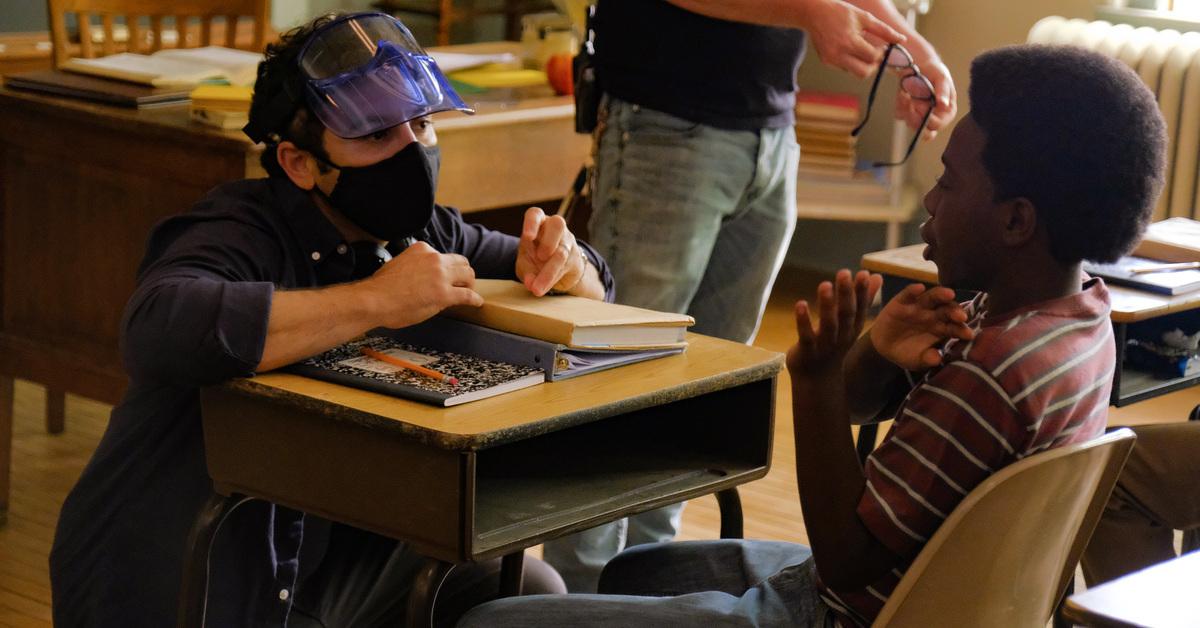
[869,283,974,371]
[787,269,882,378]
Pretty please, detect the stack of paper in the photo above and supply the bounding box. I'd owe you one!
[62,46,262,88]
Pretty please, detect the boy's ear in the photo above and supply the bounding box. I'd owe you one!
[999,197,1038,247]
[276,141,317,191]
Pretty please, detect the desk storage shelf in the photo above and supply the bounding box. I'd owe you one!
[198,334,781,563]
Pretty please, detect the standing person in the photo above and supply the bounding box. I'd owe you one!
[1081,421,1200,585]
[544,0,958,593]
[461,43,1167,627]
[49,13,611,628]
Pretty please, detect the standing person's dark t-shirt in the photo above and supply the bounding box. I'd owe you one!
[594,0,807,130]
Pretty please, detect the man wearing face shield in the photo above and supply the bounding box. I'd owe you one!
[48,13,609,628]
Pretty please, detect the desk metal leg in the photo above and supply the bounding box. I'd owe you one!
[177,492,256,628]
[0,376,12,527]
[499,552,525,597]
[717,488,744,539]
[405,557,454,628]
[46,388,65,434]
[856,424,879,466]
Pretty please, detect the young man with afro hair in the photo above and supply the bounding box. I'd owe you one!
[458,43,1167,628]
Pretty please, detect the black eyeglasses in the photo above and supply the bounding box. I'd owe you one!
[852,43,936,168]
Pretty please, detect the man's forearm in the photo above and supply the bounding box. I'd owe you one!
[257,282,380,372]
[793,369,899,589]
[663,0,822,30]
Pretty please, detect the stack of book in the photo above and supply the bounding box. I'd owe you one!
[289,280,695,406]
[793,91,890,206]
[189,84,252,130]
[794,91,860,178]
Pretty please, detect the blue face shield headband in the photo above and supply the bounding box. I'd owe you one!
[296,12,473,138]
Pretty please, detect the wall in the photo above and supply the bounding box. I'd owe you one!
[784,0,1102,274]
[1,3,47,31]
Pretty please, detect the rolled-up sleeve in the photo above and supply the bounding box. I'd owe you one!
[120,217,282,385]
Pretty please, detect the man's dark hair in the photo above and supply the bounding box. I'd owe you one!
[246,14,339,177]
[969,44,1167,263]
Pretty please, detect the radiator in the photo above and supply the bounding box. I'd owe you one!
[1028,16,1200,221]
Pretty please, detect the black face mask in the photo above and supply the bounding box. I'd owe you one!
[316,142,440,242]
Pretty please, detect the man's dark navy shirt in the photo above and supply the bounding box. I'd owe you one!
[48,176,614,627]
[594,0,807,130]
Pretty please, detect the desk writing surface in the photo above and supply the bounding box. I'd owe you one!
[228,332,783,450]
[861,244,1200,323]
[202,332,780,560]
[1063,550,1200,627]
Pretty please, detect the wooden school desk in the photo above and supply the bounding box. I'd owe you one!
[179,333,781,627]
[0,42,589,522]
[1062,550,1200,628]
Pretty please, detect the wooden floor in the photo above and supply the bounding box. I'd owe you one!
[2,271,1197,626]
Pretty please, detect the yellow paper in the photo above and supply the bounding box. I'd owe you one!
[447,67,548,88]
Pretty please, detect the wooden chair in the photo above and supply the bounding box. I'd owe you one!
[48,0,270,68]
[871,429,1136,628]
[372,0,555,46]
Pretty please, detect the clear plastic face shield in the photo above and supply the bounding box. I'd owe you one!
[297,12,474,138]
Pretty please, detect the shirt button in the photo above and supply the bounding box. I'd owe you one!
[631,104,640,112]
[336,244,348,255]
[311,251,321,261]
[621,132,630,142]
[278,588,290,602]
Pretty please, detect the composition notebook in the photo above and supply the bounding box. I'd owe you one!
[287,336,543,407]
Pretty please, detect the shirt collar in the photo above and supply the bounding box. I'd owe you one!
[268,177,358,283]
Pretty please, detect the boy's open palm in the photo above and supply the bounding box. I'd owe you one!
[787,270,882,377]
[870,283,974,371]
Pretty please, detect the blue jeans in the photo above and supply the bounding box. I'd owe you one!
[459,540,837,627]
[543,97,799,592]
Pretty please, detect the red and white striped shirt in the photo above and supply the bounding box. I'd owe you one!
[822,278,1114,625]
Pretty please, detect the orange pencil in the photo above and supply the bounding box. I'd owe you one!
[360,346,459,385]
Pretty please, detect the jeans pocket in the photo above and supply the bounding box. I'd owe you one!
[624,105,701,143]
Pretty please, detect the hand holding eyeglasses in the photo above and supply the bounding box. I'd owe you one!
[853,42,957,167]
[800,0,907,79]
[897,54,957,138]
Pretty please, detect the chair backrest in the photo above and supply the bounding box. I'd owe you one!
[871,428,1136,628]
[47,0,269,68]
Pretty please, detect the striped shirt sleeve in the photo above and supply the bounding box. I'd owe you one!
[856,360,1030,559]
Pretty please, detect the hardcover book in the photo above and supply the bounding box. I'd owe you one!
[442,280,694,349]
[287,336,543,407]
[4,70,191,108]
[1083,256,1200,296]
